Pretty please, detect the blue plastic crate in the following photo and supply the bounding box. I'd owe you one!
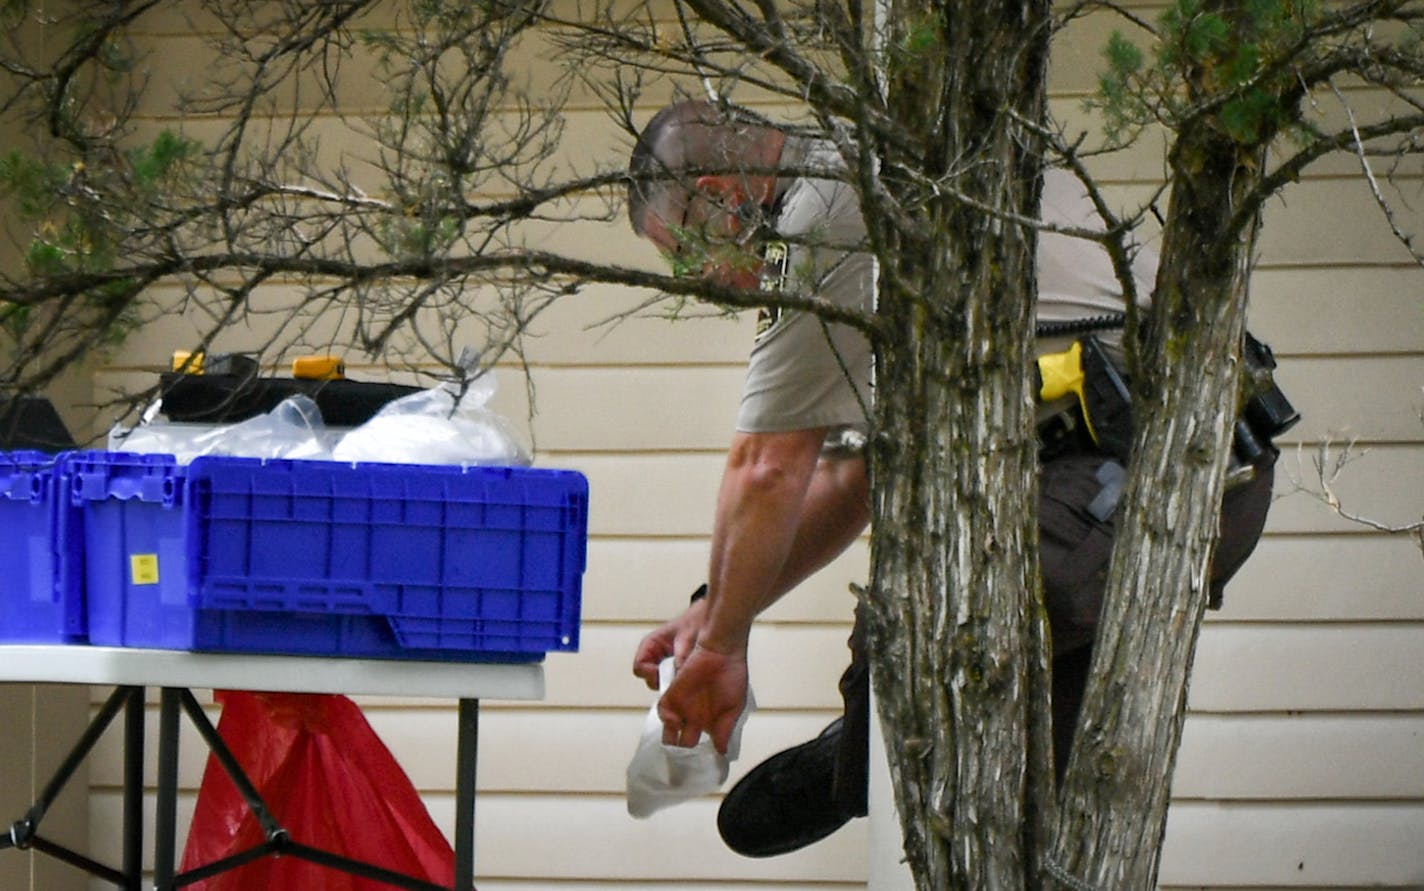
[0,451,84,643]
[67,452,587,662]
[64,451,185,649]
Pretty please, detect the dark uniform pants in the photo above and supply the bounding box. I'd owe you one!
[832,449,1276,814]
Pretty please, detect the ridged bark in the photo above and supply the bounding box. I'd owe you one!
[1044,115,1268,891]
[862,4,1054,888]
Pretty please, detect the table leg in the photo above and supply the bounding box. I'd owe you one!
[453,698,479,891]
[122,688,145,891]
[153,688,181,891]
[2,685,133,885]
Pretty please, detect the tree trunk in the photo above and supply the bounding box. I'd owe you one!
[1045,125,1268,888]
[862,4,1054,887]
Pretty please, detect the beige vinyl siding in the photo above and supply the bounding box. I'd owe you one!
[0,685,89,891]
[54,2,1424,890]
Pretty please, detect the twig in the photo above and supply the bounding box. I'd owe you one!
[1286,436,1424,557]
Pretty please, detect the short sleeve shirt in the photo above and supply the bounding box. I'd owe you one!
[736,140,875,433]
[1036,170,1158,354]
[734,159,1156,434]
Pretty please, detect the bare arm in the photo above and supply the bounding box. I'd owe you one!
[700,427,829,656]
[650,428,869,753]
[631,447,869,688]
[765,449,870,604]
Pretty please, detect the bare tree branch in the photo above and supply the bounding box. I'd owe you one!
[1286,437,1424,553]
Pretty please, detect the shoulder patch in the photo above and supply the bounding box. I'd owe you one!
[756,305,782,339]
[758,240,790,293]
[755,240,792,341]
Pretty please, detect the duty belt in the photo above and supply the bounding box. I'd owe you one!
[1035,333,1299,489]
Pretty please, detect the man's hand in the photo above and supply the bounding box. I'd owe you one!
[656,643,748,755]
[632,598,708,690]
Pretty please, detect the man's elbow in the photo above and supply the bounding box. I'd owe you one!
[724,429,825,496]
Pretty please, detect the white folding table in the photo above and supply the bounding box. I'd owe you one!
[0,644,544,890]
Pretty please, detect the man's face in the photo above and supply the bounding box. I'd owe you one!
[641,176,765,290]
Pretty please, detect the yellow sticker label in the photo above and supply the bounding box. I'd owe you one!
[130,554,160,586]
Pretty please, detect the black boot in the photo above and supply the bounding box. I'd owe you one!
[718,604,871,857]
[716,717,865,857]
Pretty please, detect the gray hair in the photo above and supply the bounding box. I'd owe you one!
[626,100,771,236]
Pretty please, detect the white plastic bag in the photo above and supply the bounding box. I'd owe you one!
[110,395,334,463]
[332,375,529,466]
[625,658,755,818]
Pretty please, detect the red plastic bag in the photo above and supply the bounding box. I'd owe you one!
[180,691,457,890]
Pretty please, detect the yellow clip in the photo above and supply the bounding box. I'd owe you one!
[1037,341,1082,403]
[292,356,345,381]
[1037,341,1098,442]
[171,351,205,374]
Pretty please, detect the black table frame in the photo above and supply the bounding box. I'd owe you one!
[2,646,542,890]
